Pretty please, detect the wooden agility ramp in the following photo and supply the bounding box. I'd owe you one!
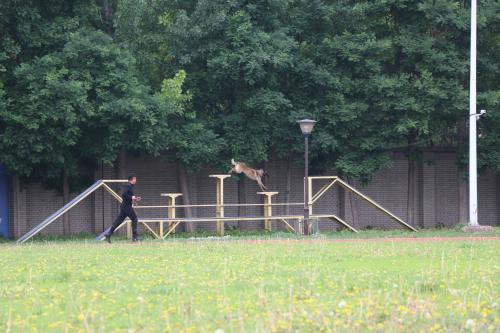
[17,174,416,243]
[307,176,417,233]
[17,180,128,244]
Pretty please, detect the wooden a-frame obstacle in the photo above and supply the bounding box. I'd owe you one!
[16,175,416,243]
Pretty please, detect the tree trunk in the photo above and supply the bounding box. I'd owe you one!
[347,177,359,229]
[115,150,126,235]
[407,159,417,227]
[338,185,346,220]
[337,172,346,223]
[12,175,27,239]
[99,0,114,36]
[237,176,246,230]
[117,149,126,180]
[284,154,292,226]
[179,167,194,232]
[407,133,418,228]
[63,174,70,235]
[457,118,468,224]
[417,157,424,229]
[497,173,500,226]
[458,176,468,224]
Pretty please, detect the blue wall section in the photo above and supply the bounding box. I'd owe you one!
[0,166,9,239]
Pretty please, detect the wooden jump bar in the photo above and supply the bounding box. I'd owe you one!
[102,179,129,183]
[134,202,304,209]
[129,215,310,223]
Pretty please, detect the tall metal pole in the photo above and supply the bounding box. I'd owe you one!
[303,134,310,235]
[469,0,478,226]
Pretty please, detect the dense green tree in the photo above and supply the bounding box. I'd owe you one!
[115,0,225,172]
[0,1,173,186]
[0,30,165,181]
[477,0,500,174]
[114,0,499,177]
[0,0,498,223]
[118,0,296,167]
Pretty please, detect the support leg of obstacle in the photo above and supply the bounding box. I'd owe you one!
[327,215,358,233]
[163,221,182,239]
[127,222,132,239]
[280,219,296,233]
[141,221,161,239]
[258,192,279,231]
[210,175,231,236]
[161,193,183,236]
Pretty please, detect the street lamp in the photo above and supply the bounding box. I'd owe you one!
[298,119,316,235]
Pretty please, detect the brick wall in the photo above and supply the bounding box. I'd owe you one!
[8,151,500,239]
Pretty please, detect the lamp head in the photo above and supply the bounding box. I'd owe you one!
[297,119,317,135]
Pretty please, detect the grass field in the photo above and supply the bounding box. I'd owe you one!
[0,232,499,332]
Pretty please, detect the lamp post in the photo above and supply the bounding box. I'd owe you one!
[298,119,316,235]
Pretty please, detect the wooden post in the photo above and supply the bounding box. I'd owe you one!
[209,175,231,236]
[161,193,183,236]
[237,177,246,230]
[178,168,194,232]
[126,219,132,239]
[257,192,279,231]
[12,175,27,239]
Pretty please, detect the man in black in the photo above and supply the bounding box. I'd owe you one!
[105,175,141,243]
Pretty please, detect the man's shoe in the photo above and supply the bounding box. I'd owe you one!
[105,234,112,243]
[132,237,140,243]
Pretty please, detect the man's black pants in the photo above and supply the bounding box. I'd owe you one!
[107,206,138,238]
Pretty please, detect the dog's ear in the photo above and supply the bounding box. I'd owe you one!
[231,158,236,166]
[264,171,269,178]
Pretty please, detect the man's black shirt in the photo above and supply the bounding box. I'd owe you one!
[121,183,134,208]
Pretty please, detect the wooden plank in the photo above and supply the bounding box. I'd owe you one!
[308,176,338,180]
[134,203,304,209]
[132,215,323,223]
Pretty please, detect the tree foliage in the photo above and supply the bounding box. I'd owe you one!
[0,1,171,183]
[0,0,499,185]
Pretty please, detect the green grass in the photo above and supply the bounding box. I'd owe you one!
[0,235,499,332]
[16,226,500,243]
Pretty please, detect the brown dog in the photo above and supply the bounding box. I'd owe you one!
[228,159,268,191]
